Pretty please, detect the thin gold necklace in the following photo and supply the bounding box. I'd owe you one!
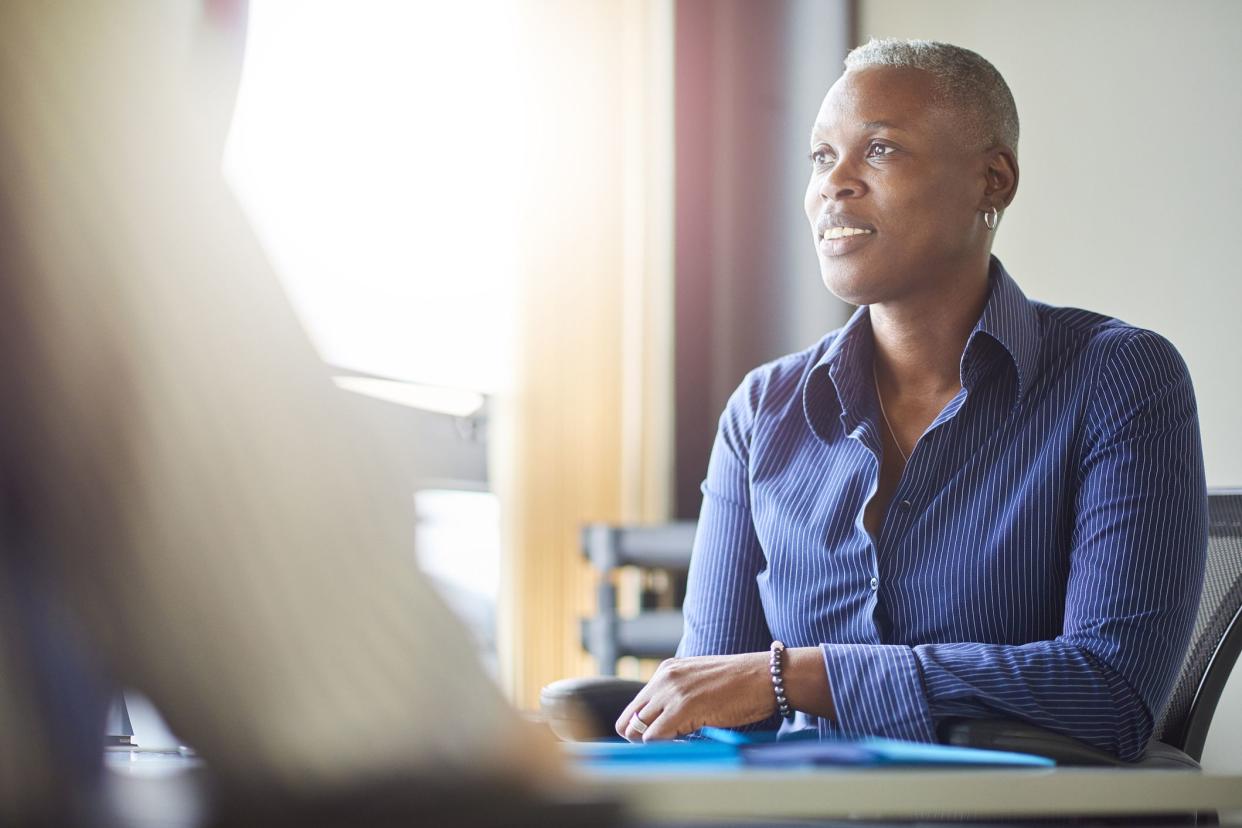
[872,362,909,464]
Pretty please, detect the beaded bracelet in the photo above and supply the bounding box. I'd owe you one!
[769,640,794,720]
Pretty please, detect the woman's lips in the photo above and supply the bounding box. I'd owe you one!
[818,229,876,256]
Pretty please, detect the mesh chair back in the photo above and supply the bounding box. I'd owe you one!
[1153,491,1242,756]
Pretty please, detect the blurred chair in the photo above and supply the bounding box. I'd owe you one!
[543,490,1242,769]
[578,522,696,675]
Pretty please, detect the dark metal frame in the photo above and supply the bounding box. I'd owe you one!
[1179,598,1242,760]
[1174,487,1242,760]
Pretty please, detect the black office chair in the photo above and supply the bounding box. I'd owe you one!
[543,490,1242,766]
[941,488,1242,767]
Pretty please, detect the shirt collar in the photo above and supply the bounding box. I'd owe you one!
[968,256,1042,401]
[803,256,1041,441]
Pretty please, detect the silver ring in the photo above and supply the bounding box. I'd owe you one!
[629,713,649,735]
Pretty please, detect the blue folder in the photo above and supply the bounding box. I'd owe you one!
[739,736,1054,767]
[566,728,1054,769]
[566,738,742,767]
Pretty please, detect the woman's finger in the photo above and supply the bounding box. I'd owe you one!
[615,689,651,738]
[634,700,669,743]
[639,702,685,742]
[621,698,664,743]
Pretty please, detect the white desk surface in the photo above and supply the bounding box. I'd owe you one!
[104,751,1242,823]
[571,764,1242,821]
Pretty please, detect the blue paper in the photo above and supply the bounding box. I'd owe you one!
[742,740,876,766]
[863,737,1054,766]
[564,739,741,766]
[740,736,1054,768]
[565,731,1054,770]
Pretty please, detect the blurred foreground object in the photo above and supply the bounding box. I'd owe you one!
[0,1,576,824]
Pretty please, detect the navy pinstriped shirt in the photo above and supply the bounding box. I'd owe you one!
[677,257,1207,761]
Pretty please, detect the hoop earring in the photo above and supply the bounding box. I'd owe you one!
[983,206,999,230]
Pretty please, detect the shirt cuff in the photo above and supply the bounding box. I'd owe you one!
[820,643,937,743]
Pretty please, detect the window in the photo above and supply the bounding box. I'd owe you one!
[224,1,520,393]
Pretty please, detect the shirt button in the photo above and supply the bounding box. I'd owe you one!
[869,577,879,591]
[898,500,913,512]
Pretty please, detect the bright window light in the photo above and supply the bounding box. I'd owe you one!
[331,376,485,417]
[224,1,520,393]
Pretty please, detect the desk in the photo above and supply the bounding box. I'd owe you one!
[573,764,1242,822]
[103,752,1242,825]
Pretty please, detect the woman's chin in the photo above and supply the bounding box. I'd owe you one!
[819,266,885,307]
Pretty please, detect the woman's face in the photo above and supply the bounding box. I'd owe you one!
[804,66,994,307]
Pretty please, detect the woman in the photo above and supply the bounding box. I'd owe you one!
[617,39,1206,762]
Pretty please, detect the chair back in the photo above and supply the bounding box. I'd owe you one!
[580,522,696,674]
[1153,490,1242,760]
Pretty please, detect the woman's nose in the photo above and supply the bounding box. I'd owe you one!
[819,160,866,201]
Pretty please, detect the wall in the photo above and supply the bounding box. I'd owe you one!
[674,0,852,518]
[857,0,1242,772]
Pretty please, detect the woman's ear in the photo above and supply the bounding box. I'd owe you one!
[982,147,1019,210]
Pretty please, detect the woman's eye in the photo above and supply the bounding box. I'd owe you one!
[809,149,834,167]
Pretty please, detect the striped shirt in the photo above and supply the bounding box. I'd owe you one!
[678,257,1207,761]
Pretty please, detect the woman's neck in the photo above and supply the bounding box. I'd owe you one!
[869,269,990,399]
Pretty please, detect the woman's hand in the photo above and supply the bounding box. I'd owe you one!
[614,652,775,742]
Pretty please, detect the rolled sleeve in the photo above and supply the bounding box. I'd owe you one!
[820,643,936,743]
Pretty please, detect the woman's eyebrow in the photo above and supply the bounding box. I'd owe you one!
[861,120,908,132]
[810,119,909,141]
